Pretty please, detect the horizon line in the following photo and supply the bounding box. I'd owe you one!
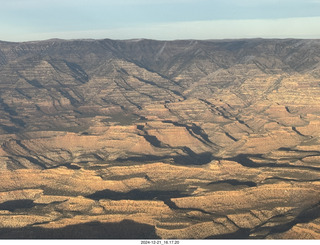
[1,37,320,44]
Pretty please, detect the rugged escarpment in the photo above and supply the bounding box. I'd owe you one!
[0,38,320,239]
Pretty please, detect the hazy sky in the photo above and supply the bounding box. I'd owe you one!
[1,0,320,41]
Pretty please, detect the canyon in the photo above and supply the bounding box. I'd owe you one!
[0,38,320,239]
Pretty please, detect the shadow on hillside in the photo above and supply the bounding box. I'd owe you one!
[0,219,160,239]
[86,189,187,201]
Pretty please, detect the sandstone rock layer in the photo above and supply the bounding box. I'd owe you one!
[0,39,320,239]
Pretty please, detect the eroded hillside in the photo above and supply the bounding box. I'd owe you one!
[0,39,320,239]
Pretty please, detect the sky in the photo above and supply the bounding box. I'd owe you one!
[1,0,320,41]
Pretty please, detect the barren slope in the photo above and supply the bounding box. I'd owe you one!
[0,39,320,239]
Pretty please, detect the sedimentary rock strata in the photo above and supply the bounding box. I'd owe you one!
[0,39,319,238]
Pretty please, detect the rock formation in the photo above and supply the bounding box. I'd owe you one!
[0,38,320,239]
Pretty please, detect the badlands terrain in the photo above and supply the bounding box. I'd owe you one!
[0,38,320,239]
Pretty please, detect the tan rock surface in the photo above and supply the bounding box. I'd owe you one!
[0,39,320,238]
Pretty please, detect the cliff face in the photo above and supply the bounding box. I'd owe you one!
[0,38,320,239]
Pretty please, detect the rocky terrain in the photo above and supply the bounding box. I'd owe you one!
[0,38,320,239]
